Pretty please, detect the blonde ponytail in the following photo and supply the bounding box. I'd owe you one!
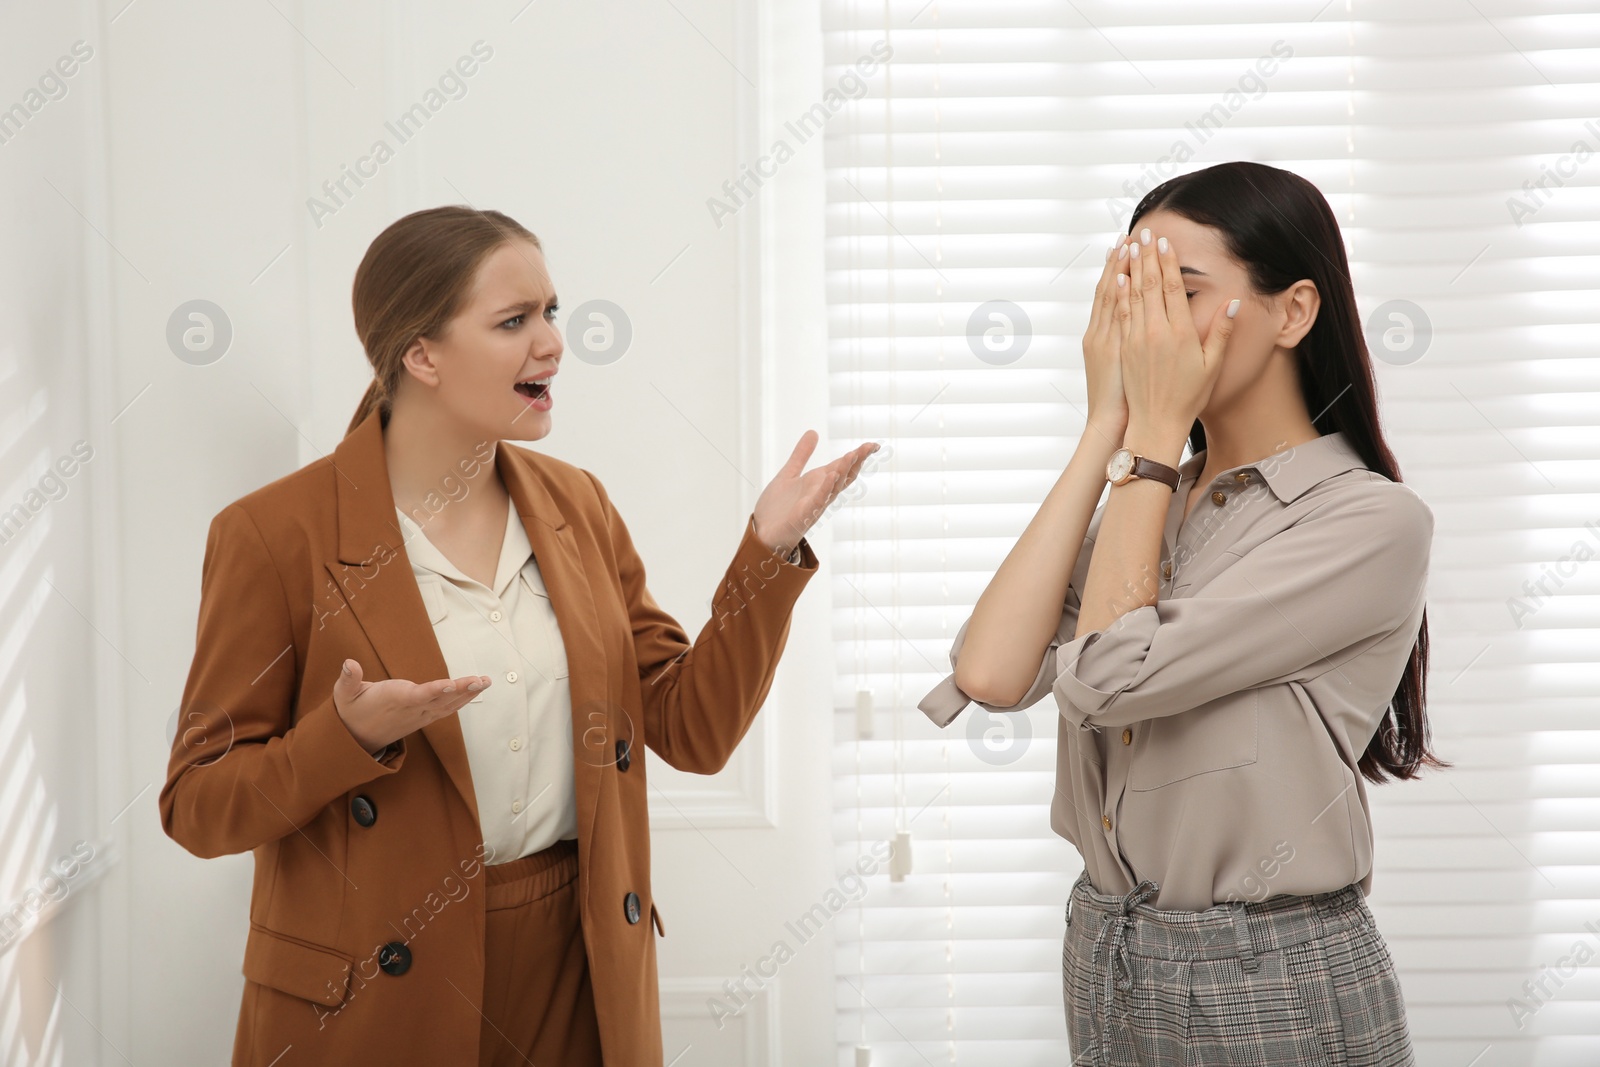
[346,377,387,437]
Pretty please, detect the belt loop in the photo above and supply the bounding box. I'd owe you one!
[1230,901,1259,973]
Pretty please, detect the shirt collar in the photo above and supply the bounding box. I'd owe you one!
[395,502,532,597]
[1177,431,1368,505]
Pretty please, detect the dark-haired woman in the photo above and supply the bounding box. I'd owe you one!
[920,161,1441,1064]
[161,205,877,1066]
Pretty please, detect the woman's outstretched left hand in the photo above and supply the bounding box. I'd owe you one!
[752,432,879,557]
[1115,229,1239,435]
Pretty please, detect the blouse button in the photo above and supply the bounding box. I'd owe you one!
[1121,728,1132,745]
[509,738,522,751]
[490,610,503,622]
[1234,472,1250,483]
[1211,490,1226,506]
[511,799,522,814]
[1102,815,1113,831]
[1161,560,1172,580]
[506,671,519,684]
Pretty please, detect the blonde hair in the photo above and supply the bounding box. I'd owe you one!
[346,205,541,436]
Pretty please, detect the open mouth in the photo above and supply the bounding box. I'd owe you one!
[514,379,550,400]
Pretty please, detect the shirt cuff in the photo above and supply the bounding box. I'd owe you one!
[917,613,1058,728]
[1054,603,1160,730]
[917,676,971,728]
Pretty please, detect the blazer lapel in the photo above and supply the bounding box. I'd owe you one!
[324,411,481,827]
[495,444,609,873]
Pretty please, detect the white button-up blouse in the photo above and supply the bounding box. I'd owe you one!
[395,503,577,863]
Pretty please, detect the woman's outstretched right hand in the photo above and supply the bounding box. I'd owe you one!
[1082,232,1134,440]
[332,657,490,753]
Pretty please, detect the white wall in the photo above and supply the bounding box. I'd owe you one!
[0,0,837,1063]
[0,2,121,1065]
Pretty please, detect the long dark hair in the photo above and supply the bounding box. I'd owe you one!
[1128,161,1446,785]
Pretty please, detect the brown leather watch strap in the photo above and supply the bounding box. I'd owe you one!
[1129,455,1180,491]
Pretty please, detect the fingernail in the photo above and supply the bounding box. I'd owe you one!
[1118,243,1128,260]
[1130,242,1140,257]
[1117,274,1127,288]
[1105,245,1113,262]
[1226,299,1241,318]
[443,684,455,693]
[1157,236,1168,253]
[1140,227,1151,245]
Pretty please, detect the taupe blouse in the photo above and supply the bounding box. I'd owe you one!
[918,432,1434,910]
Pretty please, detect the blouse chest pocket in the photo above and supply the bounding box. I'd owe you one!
[1126,690,1258,791]
[418,576,449,626]
[518,562,570,681]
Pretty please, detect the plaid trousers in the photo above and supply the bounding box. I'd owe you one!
[1062,870,1415,1066]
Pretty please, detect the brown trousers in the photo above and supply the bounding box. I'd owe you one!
[479,838,604,1066]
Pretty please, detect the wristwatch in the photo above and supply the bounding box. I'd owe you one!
[1106,447,1180,492]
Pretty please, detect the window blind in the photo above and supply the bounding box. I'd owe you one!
[822,2,1600,1063]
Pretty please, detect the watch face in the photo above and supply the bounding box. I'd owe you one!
[1107,448,1133,482]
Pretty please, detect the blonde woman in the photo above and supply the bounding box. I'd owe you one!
[161,205,876,1066]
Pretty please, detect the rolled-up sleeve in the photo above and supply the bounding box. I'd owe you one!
[1054,486,1433,732]
[917,572,1085,728]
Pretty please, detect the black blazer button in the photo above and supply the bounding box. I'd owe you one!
[378,941,412,976]
[615,738,631,772]
[351,795,378,827]
[624,892,641,924]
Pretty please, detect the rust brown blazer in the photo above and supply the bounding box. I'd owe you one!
[159,408,818,1065]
